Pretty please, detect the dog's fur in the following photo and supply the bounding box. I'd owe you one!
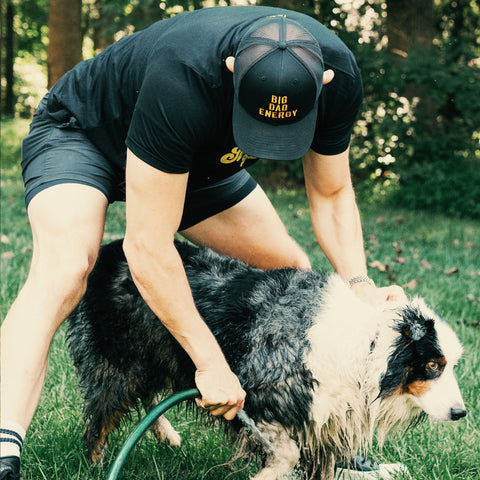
[67,240,466,479]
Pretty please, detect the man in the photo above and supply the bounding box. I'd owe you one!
[0,7,405,479]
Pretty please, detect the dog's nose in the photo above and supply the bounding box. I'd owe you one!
[450,407,467,421]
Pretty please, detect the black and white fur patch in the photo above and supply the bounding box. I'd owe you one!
[67,240,465,479]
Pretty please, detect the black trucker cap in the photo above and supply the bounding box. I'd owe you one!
[232,14,324,160]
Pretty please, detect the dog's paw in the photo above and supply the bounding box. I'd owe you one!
[152,415,182,447]
[88,440,108,466]
[164,429,182,448]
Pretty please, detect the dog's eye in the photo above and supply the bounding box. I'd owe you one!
[427,361,439,371]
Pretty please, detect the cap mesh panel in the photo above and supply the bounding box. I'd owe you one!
[236,44,275,77]
[285,22,316,42]
[291,46,324,80]
[251,22,280,40]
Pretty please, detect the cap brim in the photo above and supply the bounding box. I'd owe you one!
[232,97,318,161]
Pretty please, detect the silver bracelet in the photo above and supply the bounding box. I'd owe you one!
[348,275,375,288]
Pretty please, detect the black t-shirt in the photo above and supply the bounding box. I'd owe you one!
[46,6,363,190]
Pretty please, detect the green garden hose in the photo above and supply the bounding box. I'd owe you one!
[106,388,200,480]
[106,387,274,479]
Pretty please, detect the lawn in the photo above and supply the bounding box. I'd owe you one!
[1,117,479,480]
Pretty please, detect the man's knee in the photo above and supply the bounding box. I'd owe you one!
[288,247,311,270]
[30,244,99,309]
[59,252,96,295]
[243,238,311,270]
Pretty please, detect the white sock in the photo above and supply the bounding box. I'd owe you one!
[0,422,26,458]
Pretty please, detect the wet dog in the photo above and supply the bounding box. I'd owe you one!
[67,240,466,479]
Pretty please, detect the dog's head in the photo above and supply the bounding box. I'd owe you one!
[379,298,466,421]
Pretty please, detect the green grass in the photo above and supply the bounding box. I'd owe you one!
[1,117,479,479]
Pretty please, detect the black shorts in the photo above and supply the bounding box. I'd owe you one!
[21,97,257,231]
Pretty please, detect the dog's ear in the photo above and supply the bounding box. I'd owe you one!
[397,306,435,342]
[379,313,435,399]
[401,322,427,341]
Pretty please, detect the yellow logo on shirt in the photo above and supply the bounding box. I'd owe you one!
[220,147,257,167]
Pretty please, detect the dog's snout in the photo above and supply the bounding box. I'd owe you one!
[450,407,467,421]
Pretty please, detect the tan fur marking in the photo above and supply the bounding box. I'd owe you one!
[87,409,128,464]
[406,380,432,396]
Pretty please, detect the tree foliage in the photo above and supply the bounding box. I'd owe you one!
[350,0,480,217]
[1,0,49,114]
[256,0,480,218]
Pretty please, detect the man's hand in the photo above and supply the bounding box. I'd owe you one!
[195,362,246,421]
[351,282,408,308]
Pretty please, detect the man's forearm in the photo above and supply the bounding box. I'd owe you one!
[123,236,226,370]
[309,186,368,282]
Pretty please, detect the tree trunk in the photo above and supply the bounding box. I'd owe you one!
[47,0,83,88]
[386,0,436,132]
[91,0,115,54]
[386,0,434,58]
[3,1,15,115]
